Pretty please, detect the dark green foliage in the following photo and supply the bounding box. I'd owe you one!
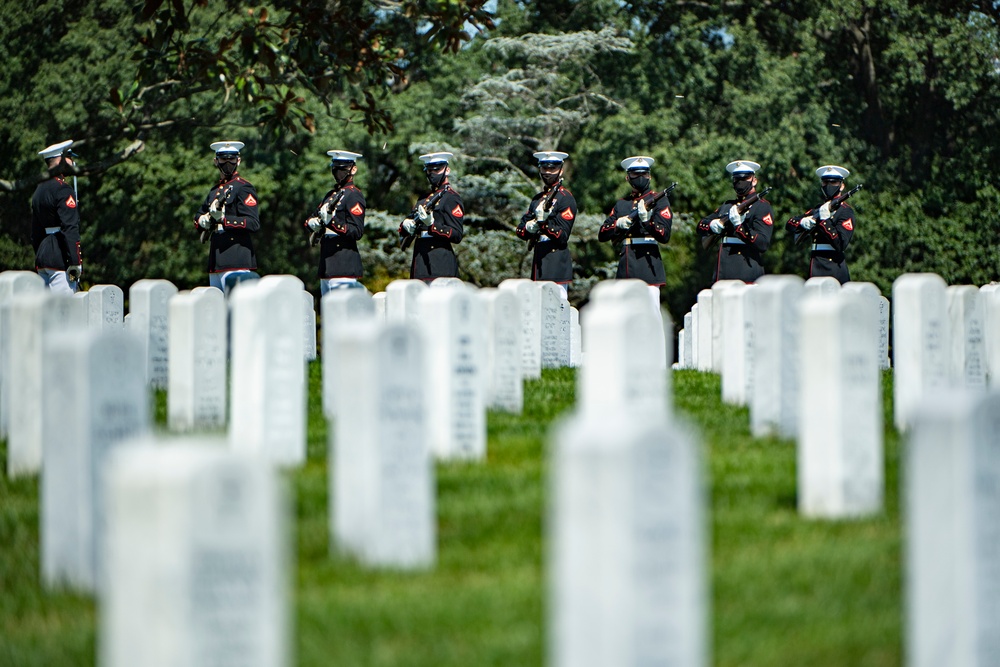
[2,0,1000,303]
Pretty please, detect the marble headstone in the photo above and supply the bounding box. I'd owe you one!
[41,330,149,590]
[168,288,228,431]
[229,276,307,466]
[331,321,435,568]
[418,287,486,460]
[798,291,883,518]
[128,279,179,389]
[102,441,288,667]
[893,273,949,432]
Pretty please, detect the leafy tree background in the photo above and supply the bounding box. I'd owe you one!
[1,0,999,322]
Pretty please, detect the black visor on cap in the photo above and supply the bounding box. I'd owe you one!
[628,168,650,174]
[821,176,843,183]
[732,172,753,179]
[216,152,239,159]
[330,160,354,168]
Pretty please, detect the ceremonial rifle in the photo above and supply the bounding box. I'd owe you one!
[200,184,234,244]
[399,187,448,251]
[614,182,679,242]
[703,186,773,249]
[309,189,349,247]
[793,183,864,244]
[527,178,564,252]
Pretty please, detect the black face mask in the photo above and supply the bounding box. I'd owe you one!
[821,183,842,200]
[332,166,353,187]
[218,161,238,180]
[733,179,753,197]
[540,169,561,187]
[628,174,650,193]
[426,169,447,189]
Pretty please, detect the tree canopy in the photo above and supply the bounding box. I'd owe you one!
[1,0,998,314]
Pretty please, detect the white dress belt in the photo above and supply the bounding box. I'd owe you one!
[324,229,340,236]
[811,243,836,251]
[623,237,657,245]
[44,227,60,234]
[537,235,552,243]
[722,237,746,245]
[420,231,433,238]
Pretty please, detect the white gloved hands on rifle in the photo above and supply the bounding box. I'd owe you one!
[728,204,745,227]
[615,216,632,230]
[197,213,212,230]
[534,202,551,223]
[307,217,324,232]
[209,199,224,222]
[709,217,725,234]
[318,202,333,225]
[67,265,82,282]
[799,215,816,231]
[818,202,833,221]
[525,219,540,235]
[637,198,652,223]
[402,218,417,235]
[415,204,430,222]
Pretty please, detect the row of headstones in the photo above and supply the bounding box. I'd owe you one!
[674,273,1000,516]
[0,272,314,475]
[106,273,1000,667]
[675,275,887,517]
[0,270,592,666]
[327,277,590,565]
[666,271,1000,666]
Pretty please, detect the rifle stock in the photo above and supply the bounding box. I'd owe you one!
[527,178,564,252]
[399,188,447,251]
[793,183,864,244]
[200,184,234,244]
[309,189,348,247]
[612,182,679,242]
[703,186,773,249]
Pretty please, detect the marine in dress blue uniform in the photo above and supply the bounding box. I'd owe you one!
[305,150,366,294]
[697,160,774,283]
[597,156,674,286]
[515,151,577,298]
[398,152,465,281]
[785,165,855,284]
[31,140,83,295]
[194,141,260,292]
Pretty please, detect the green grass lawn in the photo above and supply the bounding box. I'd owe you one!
[0,364,901,666]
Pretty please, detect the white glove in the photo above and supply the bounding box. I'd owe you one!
[534,203,551,222]
[402,218,417,235]
[415,204,430,222]
[709,218,725,234]
[198,213,212,229]
[818,202,833,221]
[615,216,632,230]
[799,216,816,231]
[637,198,652,223]
[525,220,540,234]
[307,217,324,232]
[67,265,82,281]
[728,204,745,227]
[319,202,333,225]
[209,199,224,221]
